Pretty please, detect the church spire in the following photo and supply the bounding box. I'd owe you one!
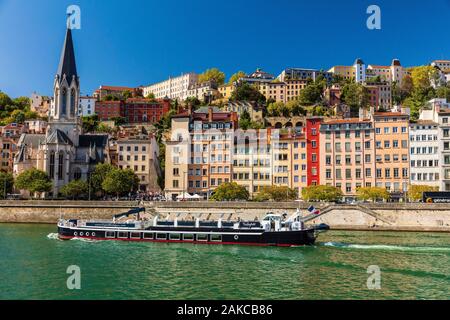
[57,27,78,86]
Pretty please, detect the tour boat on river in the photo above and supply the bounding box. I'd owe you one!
[57,208,329,247]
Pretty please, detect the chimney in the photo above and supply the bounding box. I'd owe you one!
[208,106,213,122]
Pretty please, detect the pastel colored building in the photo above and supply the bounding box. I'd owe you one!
[142,72,199,101]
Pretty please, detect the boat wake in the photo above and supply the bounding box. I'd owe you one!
[70,237,100,243]
[322,242,450,253]
[46,233,62,241]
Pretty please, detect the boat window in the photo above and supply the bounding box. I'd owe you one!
[211,234,222,242]
[156,233,167,240]
[131,232,141,239]
[183,234,194,241]
[118,232,128,239]
[197,234,208,241]
[143,233,154,239]
[169,233,181,240]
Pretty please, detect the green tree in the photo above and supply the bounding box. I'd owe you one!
[13,96,30,110]
[341,82,370,112]
[0,171,14,199]
[81,115,100,132]
[230,83,266,104]
[111,116,127,126]
[146,92,156,100]
[102,168,139,198]
[60,179,89,200]
[286,99,307,116]
[407,184,439,202]
[15,168,52,197]
[0,91,13,109]
[210,182,249,201]
[298,78,326,106]
[301,185,343,202]
[91,163,115,195]
[356,187,390,202]
[199,68,225,85]
[256,186,297,202]
[228,71,246,84]
[122,90,132,100]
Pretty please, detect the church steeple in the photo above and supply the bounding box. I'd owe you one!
[51,24,80,124]
[57,27,78,86]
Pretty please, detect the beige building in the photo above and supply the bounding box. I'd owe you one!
[373,111,410,199]
[143,72,199,101]
[164,106,237,200]
[117,134,161,192]
[217,83,235,101]
[223,101,264,123]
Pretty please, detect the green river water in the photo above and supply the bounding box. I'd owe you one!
[0,223,448,300]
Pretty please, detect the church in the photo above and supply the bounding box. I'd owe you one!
[14,26,109,198]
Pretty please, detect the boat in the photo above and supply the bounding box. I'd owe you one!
[57,208,329,247]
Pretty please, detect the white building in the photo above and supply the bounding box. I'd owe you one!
[142,72,199,101]
[409,120,440,188]
[78,96,96,116]
[419,98,450,191]
[354,58,366,83]
[186,81,219,103]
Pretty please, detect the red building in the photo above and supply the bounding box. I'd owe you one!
[95,100,123,121]
[305,117,322,186]
[95,98,171,124]
[123,98,171,124]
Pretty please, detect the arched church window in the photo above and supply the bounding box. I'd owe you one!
[61,88,67,117]
[49,152,55,178]
[58,152,64,180]
[70,88,75,117]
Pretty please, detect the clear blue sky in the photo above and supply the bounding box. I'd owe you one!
[0,0,449,98]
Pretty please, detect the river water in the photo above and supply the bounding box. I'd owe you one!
[0,224,448,300]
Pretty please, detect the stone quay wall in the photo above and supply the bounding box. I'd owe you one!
[0,201,449,232]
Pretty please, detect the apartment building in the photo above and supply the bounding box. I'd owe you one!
[431,60,450,73]
[320,118,376,198]
[373,112,410,199]
[419,98,450,190]
[365,82,392,110]
[164,106,238,200]
[93,85,137,100]
[305,118,322,186]
[232,130,272,197]
[95,98,171,124]
[255,81,286,103]
[277,68,333,82]
[78,96,96,116]
[116,133,161,192]
[409,120,440,188]
[142,73,199,101]
[218,83,235,101]
[186,80,219,103]
[223,101,264,122]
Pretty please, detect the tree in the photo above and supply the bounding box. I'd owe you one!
[15,168,52,197]
[122,90,132,100]
[286,99,307,116]
[198,68,225,85]
[102,168,139,198]
[407,184,439,202]
[230,83,266,104]
[184,97,202,108]
[356,186,390,202]
[146,92,156,100]
[228,71,246,84]
[111,116,127,126]
[81,115,99,132]
[341,82,370,112]
[301,185,343,202]
[0,172,14,199]
[60,180,89,200]
[91,163,115,195]
[298,78,326,106]
[256,186,297,202]
[210,182,249,201]
[0,91,13,109]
